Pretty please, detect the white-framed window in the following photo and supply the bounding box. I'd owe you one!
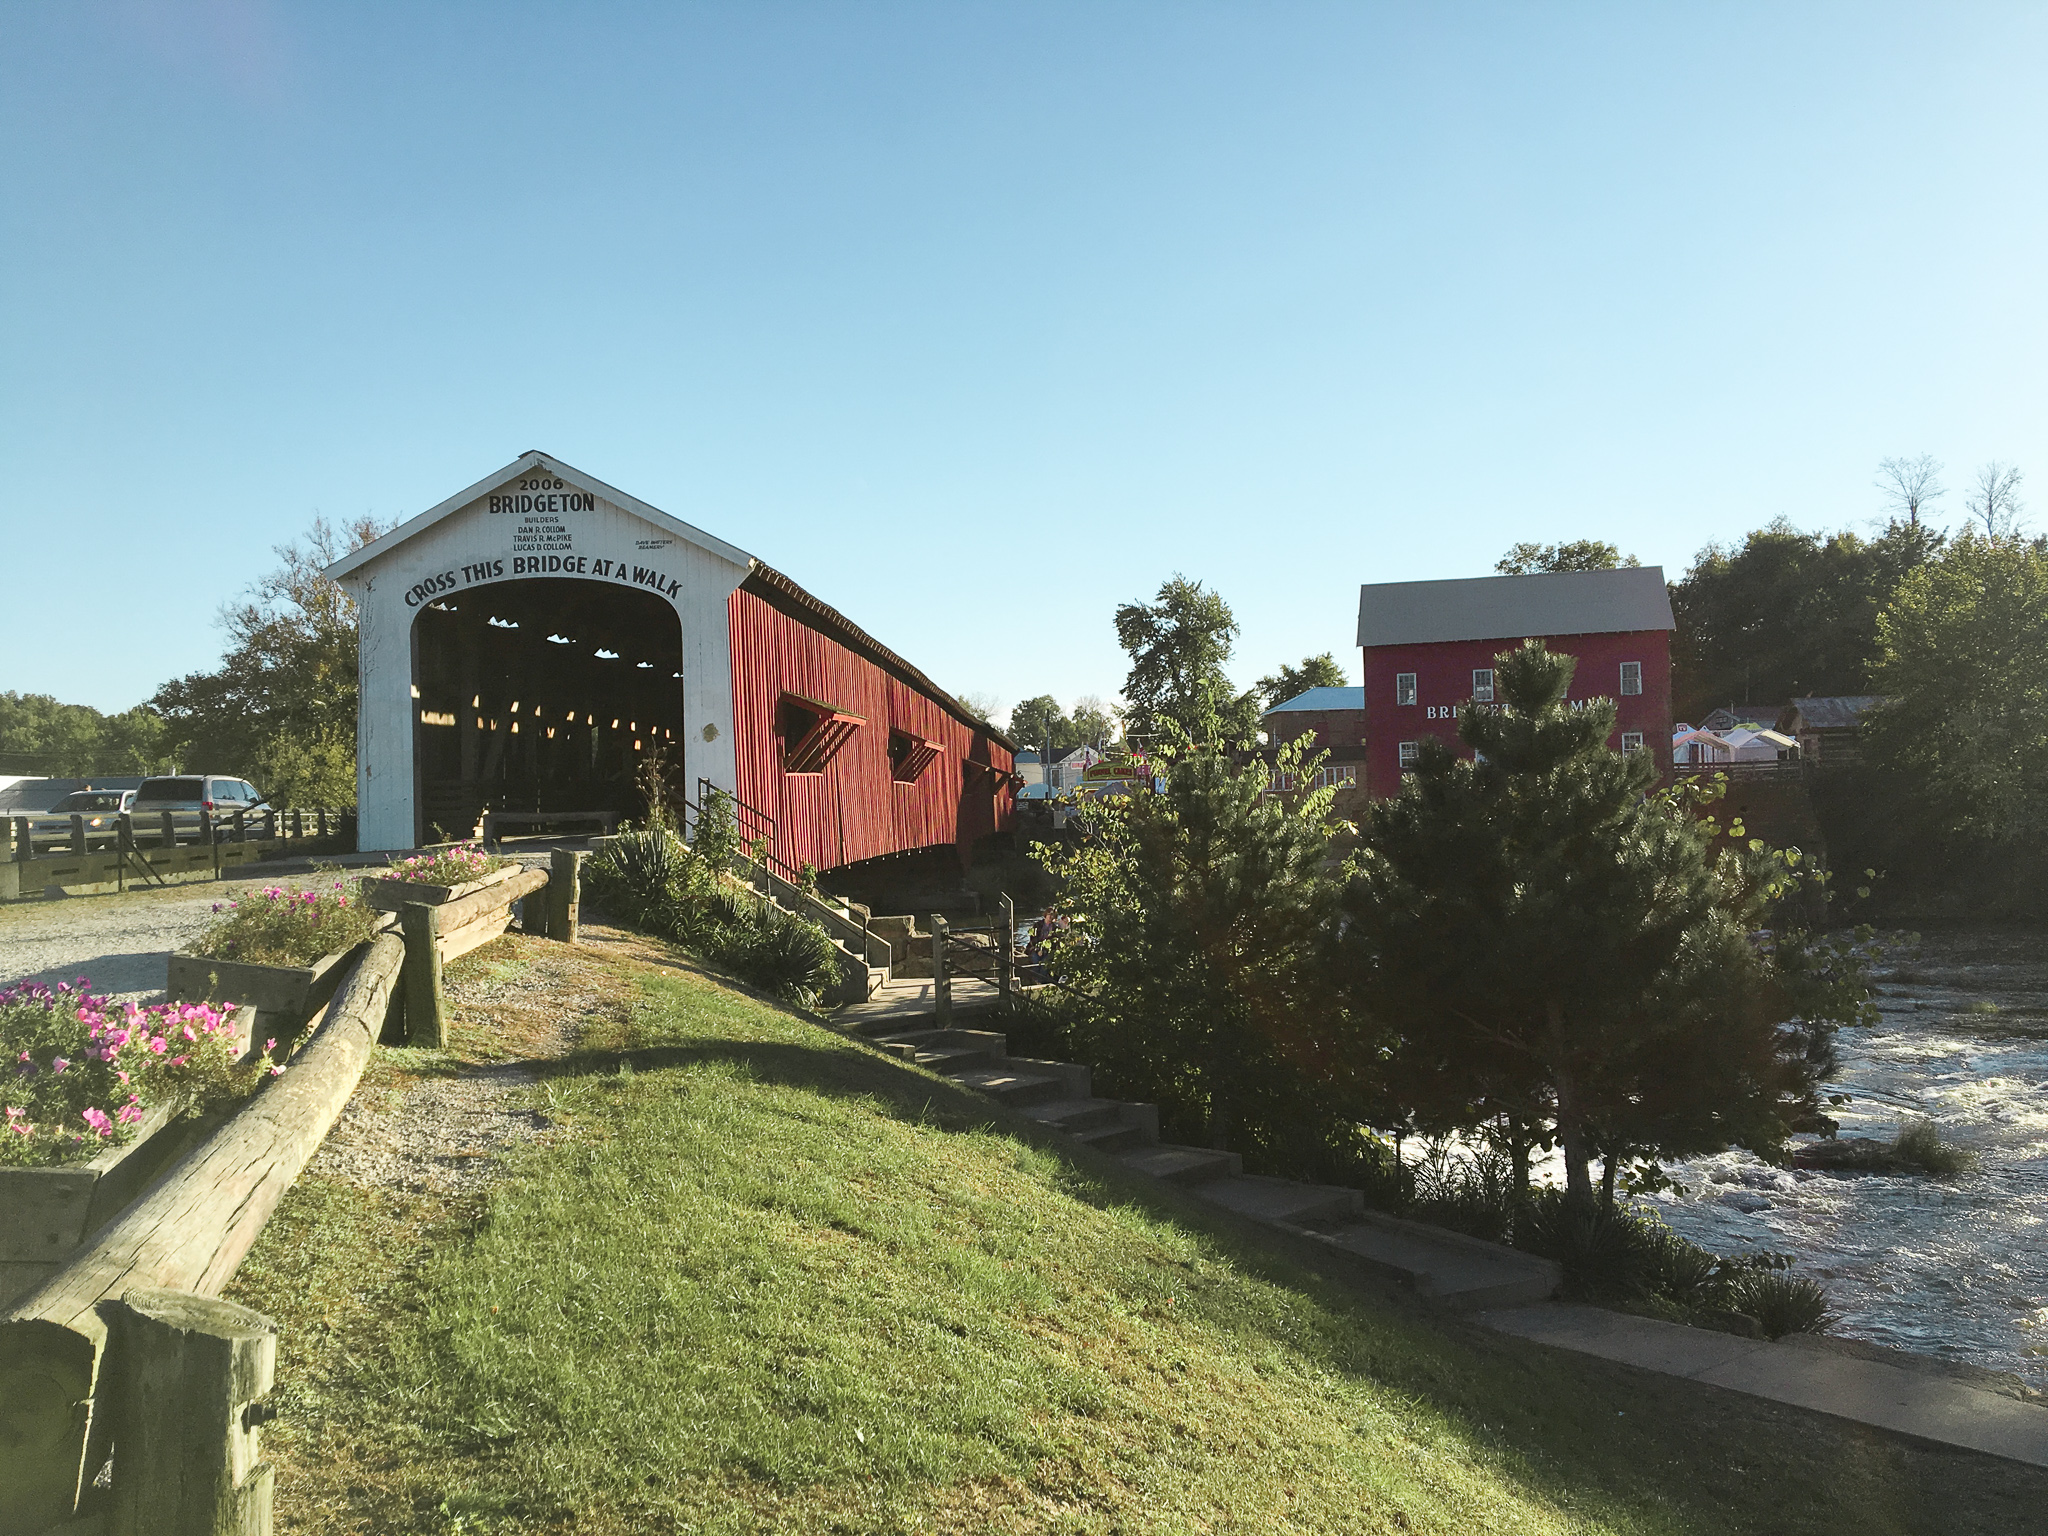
[1472,668,1494,703]
[1621,731,1644,754]
[1619,660,1642,697]
[1395,673,1417,706]
[1398,740,1419,768]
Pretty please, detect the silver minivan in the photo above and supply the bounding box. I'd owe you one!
[131,776,269,827]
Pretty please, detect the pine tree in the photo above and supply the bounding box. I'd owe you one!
[1036,734,1349,1156]
[1342,639,1850,1202]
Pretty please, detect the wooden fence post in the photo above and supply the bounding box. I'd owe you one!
[547,850,584,944]
[399,903,448,1048]
[15,816,34,866]
[997,894,1015,1009]
[100,1287,278,1536]
[69,814,86,856]
[116,814,131,893]
[932,915,952,1027]
[160,811,177,851]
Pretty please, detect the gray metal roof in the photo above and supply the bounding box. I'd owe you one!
[1262,686,1365,716]
[1787,696,1885,731]
[1356,566,1673,648]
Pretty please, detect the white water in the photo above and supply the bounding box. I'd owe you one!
[1648,930,2048,1383]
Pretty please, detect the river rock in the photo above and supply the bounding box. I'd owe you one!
[1718,1189,1774,1213]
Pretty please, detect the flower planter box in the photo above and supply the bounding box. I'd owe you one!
[361,862,521,914]
[366,862,547,964]
[0,1103,221,1310]
[166,943,361,1056]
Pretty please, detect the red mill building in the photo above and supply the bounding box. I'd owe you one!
[1355,566,1675,797]
[325,452,1017,864]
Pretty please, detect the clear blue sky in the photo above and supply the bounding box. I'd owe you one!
[5,2,2045,725]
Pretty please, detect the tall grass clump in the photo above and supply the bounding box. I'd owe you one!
[1514,1189,1830,1338]
[1796,1117,1979,1178]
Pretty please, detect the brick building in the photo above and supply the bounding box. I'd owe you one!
[1356,567,1675,797]
[1259,685,1367,802]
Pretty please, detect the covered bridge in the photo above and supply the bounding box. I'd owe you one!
[325,451,1017,870]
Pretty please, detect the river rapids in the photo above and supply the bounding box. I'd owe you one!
[1648,929,2048,1383]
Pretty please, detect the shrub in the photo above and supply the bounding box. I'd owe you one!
[587,829,841,1007]
[1513,1189,1832,1336]
[1633,1224,1724,1309]
[1407,1142,1519,1244]
[2,979,281,1167]
[1725,1269,1831,1338]
[724,903,844,1009]
[585,828,693,930]
[1517,1190,1644,1282]
[189,879,379,967]
[386,843,511,888]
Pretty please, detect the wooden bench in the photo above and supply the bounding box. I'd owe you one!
[480,809,617,844]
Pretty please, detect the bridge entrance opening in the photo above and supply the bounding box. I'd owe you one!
[410,578,683,844]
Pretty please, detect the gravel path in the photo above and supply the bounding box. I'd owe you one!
[0,880,269,1002]
[307,935,619,1195]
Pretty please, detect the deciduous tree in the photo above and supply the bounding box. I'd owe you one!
[1669,517,1942,718]
[1256,653,1348,708]
[1863,530,2048,844]
[1114,576,1260,749]
[151,514,389,807]
[1495,540,1638,575]
[0,695,168,776]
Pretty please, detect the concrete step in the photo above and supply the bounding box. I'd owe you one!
[1196,1174,1363,1227]
[874,1028,1009,1072]
[1070,1120,1154,1153]
[948,1066,1072,1107]
[1118,1144,1242,1187]
[1016,1096,1125,1134]
[908,1042,1001,1072]
[1293,1211,1559,1311]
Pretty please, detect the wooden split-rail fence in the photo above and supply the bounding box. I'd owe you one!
[1,809,355,902]
[0,853,586,1536]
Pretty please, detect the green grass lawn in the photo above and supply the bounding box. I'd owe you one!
[227,936,2048,1534]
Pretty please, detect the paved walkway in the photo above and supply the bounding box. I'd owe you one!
[834,976,1000,1031]
[1481,1303,2048,1468]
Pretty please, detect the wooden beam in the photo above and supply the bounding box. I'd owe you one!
[101,1288,278,1536]
[0,934,403,1527]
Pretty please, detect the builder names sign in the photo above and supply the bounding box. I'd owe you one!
[396,482,683,607]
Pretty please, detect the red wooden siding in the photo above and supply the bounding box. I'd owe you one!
[1361,628,1672,797]
[727,588,1016,871]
